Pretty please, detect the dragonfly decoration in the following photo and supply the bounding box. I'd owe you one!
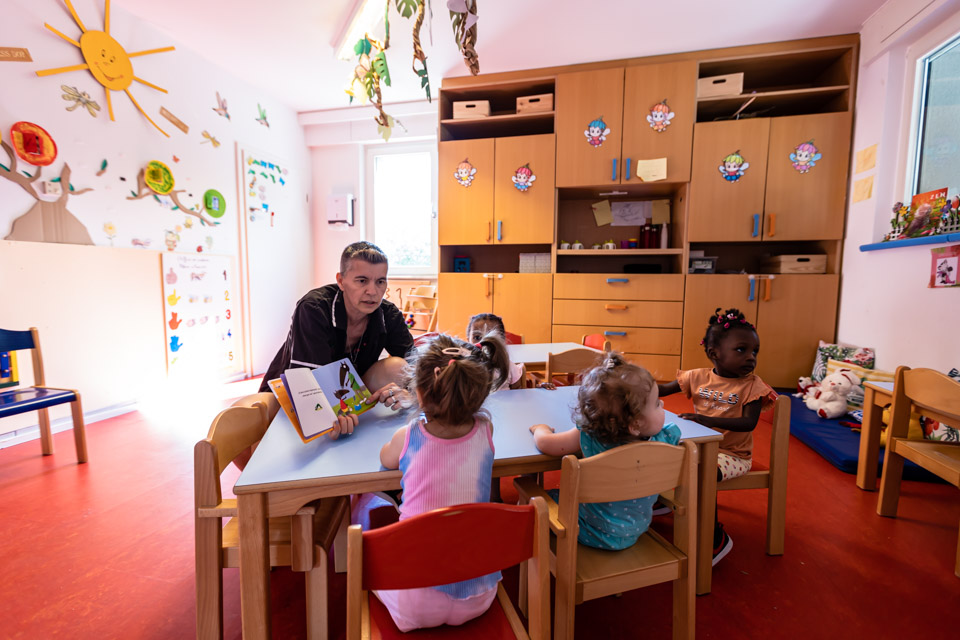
[200,130,221,148]
[61,85,101,117]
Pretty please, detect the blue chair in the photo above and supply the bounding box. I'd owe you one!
[0,327,87,462]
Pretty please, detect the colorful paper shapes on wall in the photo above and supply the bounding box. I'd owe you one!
[35,0,175,136]
[203,189,226,218]
[61,85,100,117]
[790,140,822,173]
[256,103,269,128]
[169,336,183,352]
[454,158,476,187]
[201,130,220,148]
[213,91,230,120]
[10,122,57,166]
[144,160,175,194]
[719,150,749,182]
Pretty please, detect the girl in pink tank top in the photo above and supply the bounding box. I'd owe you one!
[376,331,511,632]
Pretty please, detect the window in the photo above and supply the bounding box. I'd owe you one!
[909,32,960,196]
[364,141,437,276]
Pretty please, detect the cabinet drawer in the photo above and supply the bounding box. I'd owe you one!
[623,354,681,381]
[552,324,682,355]
[554,274,684,301]
[552,299,682,328]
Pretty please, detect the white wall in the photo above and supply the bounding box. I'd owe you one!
[837,0,960,372]
[0,0,312,438]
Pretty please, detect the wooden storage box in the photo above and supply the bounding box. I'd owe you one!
[516,93,553,113]
[452,100,490,119]
[697,72,744,98]
[763,254,827,274]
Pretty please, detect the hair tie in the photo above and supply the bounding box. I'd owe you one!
[441,347,471,358]
[448,358,456,366]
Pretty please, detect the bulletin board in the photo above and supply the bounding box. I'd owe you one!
[160,252,238,378]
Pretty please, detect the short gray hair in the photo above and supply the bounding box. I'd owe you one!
[340,241,388,274]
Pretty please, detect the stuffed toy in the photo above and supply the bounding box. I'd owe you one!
[805,369,860,419]
[795,376,817,399]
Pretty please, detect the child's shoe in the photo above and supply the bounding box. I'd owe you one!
[651,501,671,516]
[712,523,733,566]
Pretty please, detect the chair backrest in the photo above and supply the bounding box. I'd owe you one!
[231,391,280,424]
[504,331,524,345]
[894,367,960,432]
[581,334,612,352]
[545,348,603,383]
[564,440,694,504]
[194,399,271,509]
[413,331,439,347]
[0,327,44,386]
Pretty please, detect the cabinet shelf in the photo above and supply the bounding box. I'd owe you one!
[440,111,555,140]
[696,85,850,121]
[557,249,682,256]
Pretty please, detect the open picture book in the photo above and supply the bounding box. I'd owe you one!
[267,357,376,443]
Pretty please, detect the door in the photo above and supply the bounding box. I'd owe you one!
[621,61,698,183]
[754,274,839,387]
[763,113,852,241]
[680,274,759,371]
[688,119,770,242]
[494,134,556,244]
[556,68,625,187]
[494,274,553,344]
[438,139,495,244]
[437,273,491,337]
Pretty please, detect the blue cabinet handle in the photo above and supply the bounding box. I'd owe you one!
[604,331,627,337]
[625,158,632,180]
[606,278,629,283]
[752,214,760,237]
[748,276,756,302]
[497,220,502,241]
[611,158,617,181]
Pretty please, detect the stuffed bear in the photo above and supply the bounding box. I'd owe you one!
[805,369,861,419]
[795,376,817,400]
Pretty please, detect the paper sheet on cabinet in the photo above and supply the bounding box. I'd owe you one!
[611,201,651,226]
[635,158,667,182]
[651,199,670,224]
[855,144,877,174]
[592,200,612,226]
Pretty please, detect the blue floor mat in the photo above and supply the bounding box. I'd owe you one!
[787,395,940,482]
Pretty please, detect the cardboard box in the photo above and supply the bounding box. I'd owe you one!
[516,93,553,113]
[697,72,744,98]
[762,254,827,274]
[519,253,551,273]
[452,100,490,119]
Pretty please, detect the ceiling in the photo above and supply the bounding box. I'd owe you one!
[118,0,889,114]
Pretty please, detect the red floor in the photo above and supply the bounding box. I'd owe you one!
[1,384,958,639]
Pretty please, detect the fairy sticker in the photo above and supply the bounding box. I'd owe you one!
[718,150,749,183]
[512,164,536,192]
[646,99,674,132]
[584,116,611,148]
[454,158,477,187]
[790,140,822,174]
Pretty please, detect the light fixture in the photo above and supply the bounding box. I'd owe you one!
[332,0,385,61]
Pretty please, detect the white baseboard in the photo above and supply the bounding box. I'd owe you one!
[0,402,137,450]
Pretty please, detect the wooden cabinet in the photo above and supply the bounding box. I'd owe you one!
[689,113,851,242]
[438,273,552,343]
[681,274,839,387]
[556,63,697,187]
[439,135,554,245]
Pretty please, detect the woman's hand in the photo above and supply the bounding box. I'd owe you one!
[329,412,359,439]
[368,382,415,412]
[536,381,557,390]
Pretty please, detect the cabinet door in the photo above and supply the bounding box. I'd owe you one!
[681,274,759,371]
[688,119,771,242]
[754,274,839,387]
[763,113,852,241]
[438,139,495,245]
[437,273,491,337]
[494,134,556,244]
[556,68,625,187]
[621,61,697,183]
[494,274,553,344]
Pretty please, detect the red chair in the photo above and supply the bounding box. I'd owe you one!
[581,334,612,352]
[413,331,439,347]
[504,331,524,345]
[346,498,550,639]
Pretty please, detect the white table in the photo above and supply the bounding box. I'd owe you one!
[234,386,721,638]
[507,342,600,368]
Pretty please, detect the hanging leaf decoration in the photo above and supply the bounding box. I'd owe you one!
[372,50,392,87]
[448,0,479,75]
[411,0,431,102]
[396,0,418,19]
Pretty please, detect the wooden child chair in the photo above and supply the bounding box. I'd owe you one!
[504,331,524,345]
[194,394,349,639]
[515,440,698,640]
[0,327,87,462]
[717,394,790,555]
[581,333,612,352]
[346,499,550,639]
[545,347,604,387]
[877,366,960,577]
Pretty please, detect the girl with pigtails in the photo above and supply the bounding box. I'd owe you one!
[375,331,510,631]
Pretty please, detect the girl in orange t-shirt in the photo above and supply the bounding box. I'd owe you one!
[659,307,777,565]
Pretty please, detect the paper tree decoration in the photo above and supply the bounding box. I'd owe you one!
[35,0,175,136]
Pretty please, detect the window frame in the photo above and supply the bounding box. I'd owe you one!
[363,140,438,278]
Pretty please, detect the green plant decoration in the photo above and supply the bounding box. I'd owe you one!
[449,0,479,75]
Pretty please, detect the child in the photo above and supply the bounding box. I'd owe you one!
[376,332,510,631]
[529,352,681,550]
[466,313,525,389]
[659,307,777,565]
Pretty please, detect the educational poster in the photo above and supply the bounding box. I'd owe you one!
[930,244,960,288]
[242,150,289,227]
[161,252,238,377]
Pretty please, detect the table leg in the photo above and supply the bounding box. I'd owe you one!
[239,492,270,640]
[696,440,718,595]
[856,388,884,491]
